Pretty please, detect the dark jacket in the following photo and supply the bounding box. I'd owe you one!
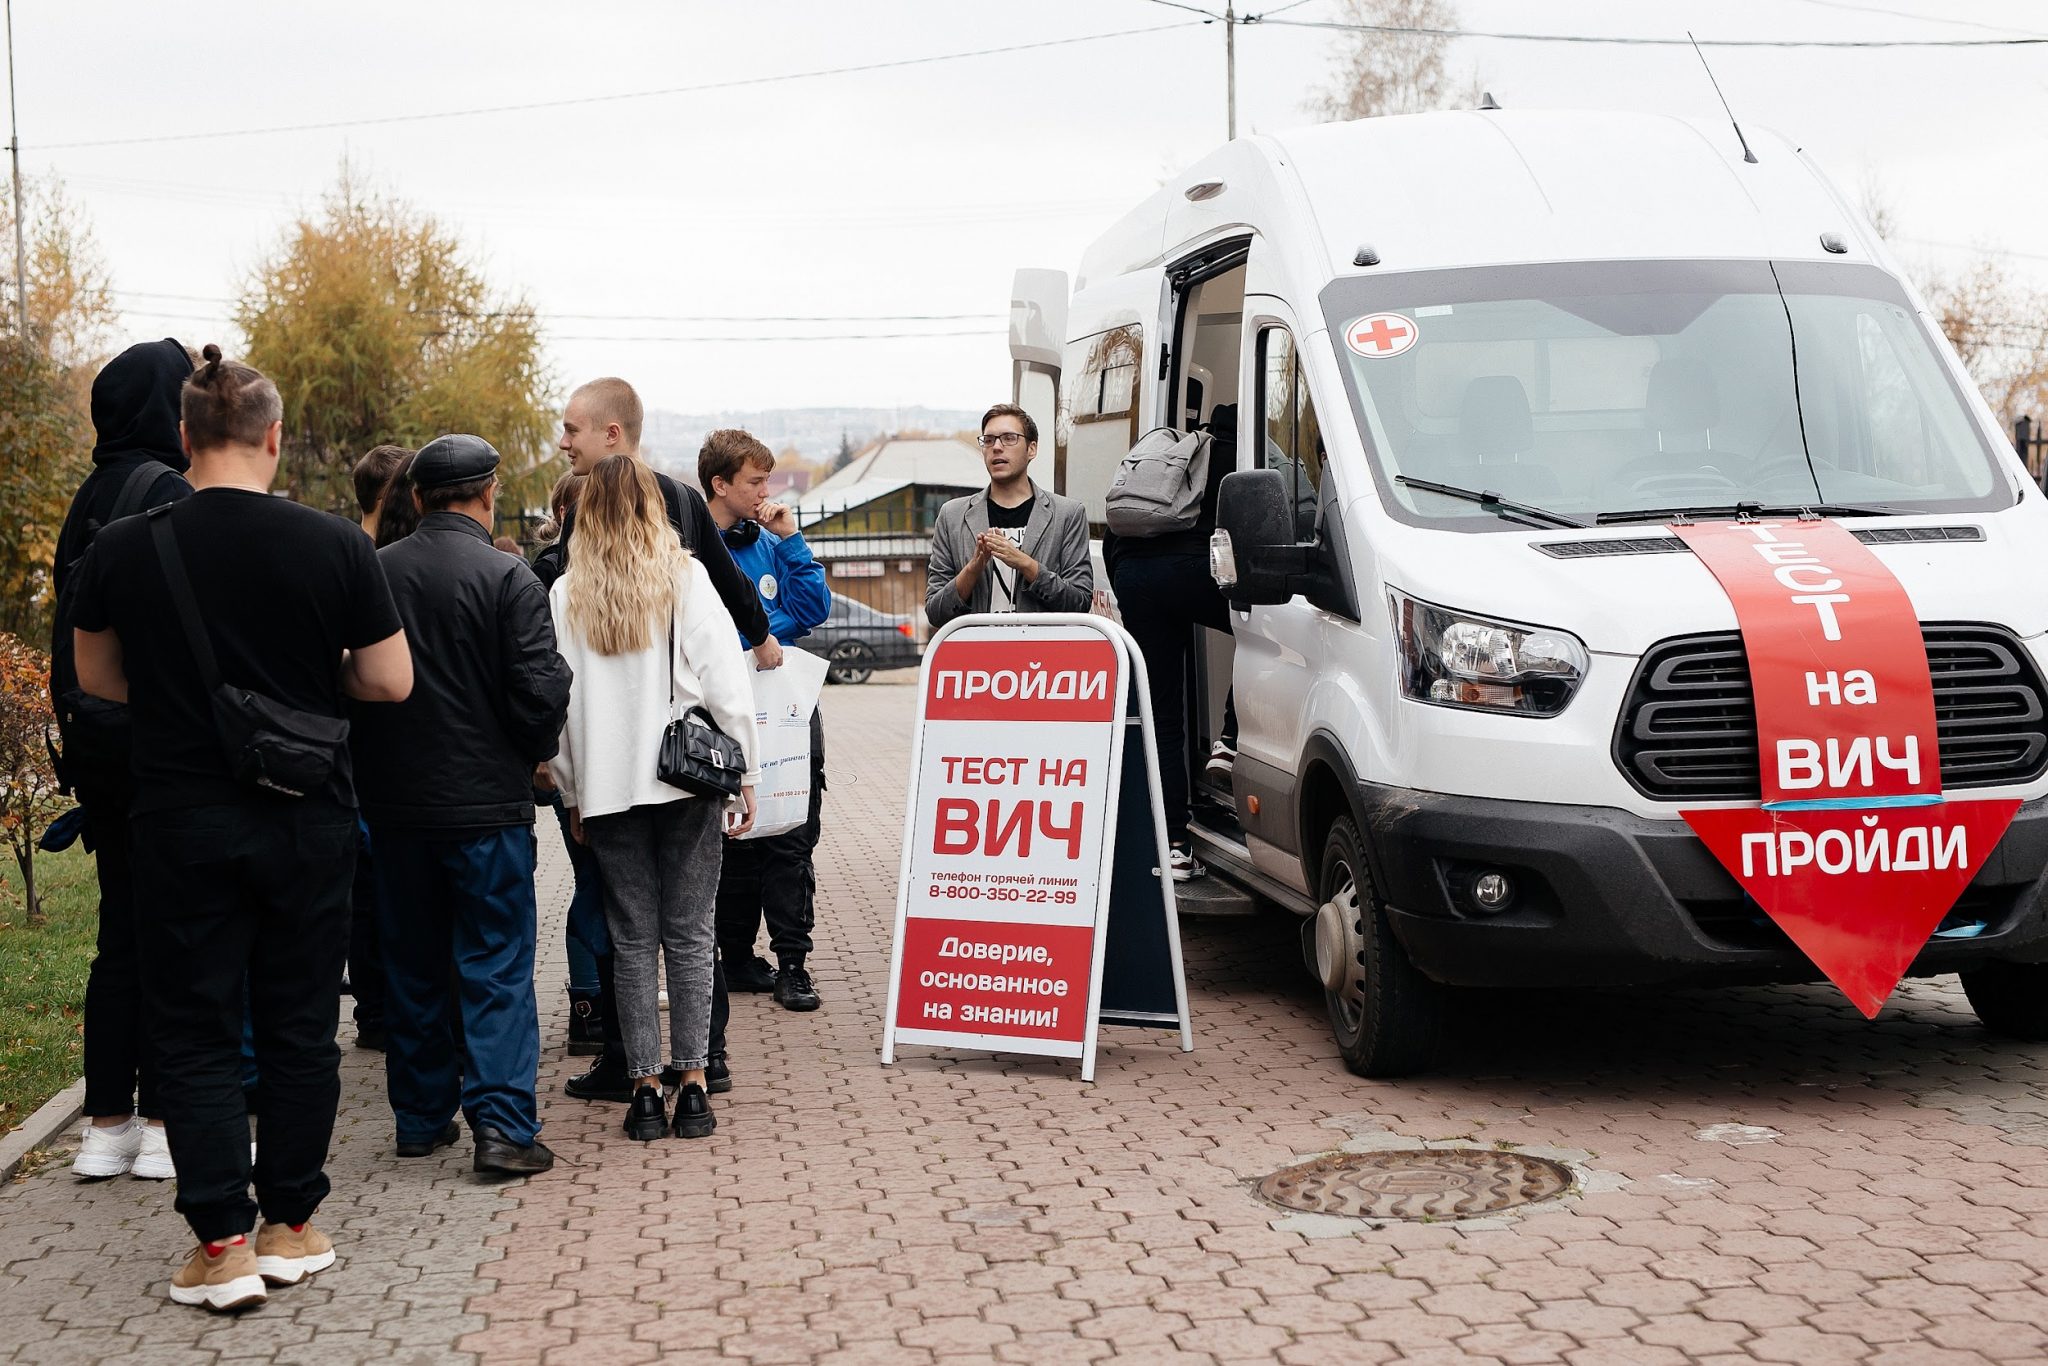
[542,468,771,647]
[351,512,573,833]
[48,339,196,780]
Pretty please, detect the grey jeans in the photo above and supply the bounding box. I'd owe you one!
[583,798,724,1079]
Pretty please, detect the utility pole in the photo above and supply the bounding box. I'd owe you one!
[4,0,23,339]
[1224,2,1237,140]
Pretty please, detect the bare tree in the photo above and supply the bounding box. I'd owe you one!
[1308,0,1480,122]
[1922,255,2048,429]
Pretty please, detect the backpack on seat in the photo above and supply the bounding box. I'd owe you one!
[1104,427,1212,537]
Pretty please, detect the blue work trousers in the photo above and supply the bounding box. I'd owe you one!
[548,796,609,979]
[370,825,542,1147]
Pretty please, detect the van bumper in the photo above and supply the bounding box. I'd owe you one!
[1356,783,2048,989]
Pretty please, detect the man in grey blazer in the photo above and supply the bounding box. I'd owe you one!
[926,403,1093,626]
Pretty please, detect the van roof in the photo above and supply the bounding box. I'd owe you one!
[1077,110,1874,290]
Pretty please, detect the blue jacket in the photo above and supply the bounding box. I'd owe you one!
[721,519,830,645]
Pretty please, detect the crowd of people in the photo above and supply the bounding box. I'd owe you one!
[45,342,836,1313]
[41,334,1225,1317]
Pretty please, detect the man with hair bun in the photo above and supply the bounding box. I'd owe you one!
[351,434,572,1177]
[70,345,414,1312]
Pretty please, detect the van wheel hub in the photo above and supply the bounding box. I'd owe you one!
[1315,879,1364,997]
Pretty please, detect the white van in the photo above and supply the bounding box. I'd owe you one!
[1008,109,2048,1076]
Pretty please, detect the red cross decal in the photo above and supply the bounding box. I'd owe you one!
[1345,313,1418,358]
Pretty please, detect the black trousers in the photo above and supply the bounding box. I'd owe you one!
[133,800,355,1244]
[347,821,385,1032]
[75,772,158,1120]
[1111,550,1233,843]
[714,707,825,966]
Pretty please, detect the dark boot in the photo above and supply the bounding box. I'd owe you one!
[567,989,603,1057]
[564,1046,632,1103]
[474,1125,554,1176]
[672,1083,716,1139]
[623,1085,667,1142]
[774,960,820,1012]
[724,951,778,993]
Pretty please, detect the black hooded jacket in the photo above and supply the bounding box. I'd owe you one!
[48,340,196,761]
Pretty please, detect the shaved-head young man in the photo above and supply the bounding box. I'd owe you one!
[541,377,774,1105]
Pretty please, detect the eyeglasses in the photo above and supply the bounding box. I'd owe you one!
[977,432,1027,450]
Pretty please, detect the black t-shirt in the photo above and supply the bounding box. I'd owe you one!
[985,494,1034,612]
[71,489,403,813]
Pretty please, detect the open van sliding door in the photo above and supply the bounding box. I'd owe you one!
[1205,281,1350,910]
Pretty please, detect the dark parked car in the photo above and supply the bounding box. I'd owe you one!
[810,595,922,684]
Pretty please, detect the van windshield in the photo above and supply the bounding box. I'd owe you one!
[1319,260,2012,529]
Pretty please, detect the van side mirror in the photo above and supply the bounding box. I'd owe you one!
[1213,469,1315,606]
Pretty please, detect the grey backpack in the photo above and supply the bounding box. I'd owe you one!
[1104,427,1212,537]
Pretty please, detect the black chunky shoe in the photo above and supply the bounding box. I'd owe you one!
[623,1086,667,1142]
[564,1047,633,1103]
[724,953,778,993]
[566,991,604,1057]
[395,1121,460,1158]
[672,1083,716,1139]
[774,962,820,1013]
[473,1125,554,1176]
[705,1054,732,1095]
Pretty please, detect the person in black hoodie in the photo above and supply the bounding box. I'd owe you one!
[48,338,195,1181]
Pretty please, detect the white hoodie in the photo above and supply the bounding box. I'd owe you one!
[548,555,759,819]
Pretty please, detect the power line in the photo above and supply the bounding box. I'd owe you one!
[1259,16,2048,47]
[112,304,1003,343]
[36,22,1198,151]
[1138,0,1222,18]
[1781,0,2046,39]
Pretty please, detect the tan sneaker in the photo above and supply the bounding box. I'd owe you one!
[254,1221,336,1285]
[167,1238,266,1312]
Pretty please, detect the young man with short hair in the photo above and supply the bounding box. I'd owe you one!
[351,434,573,1176]
[699,430,831,1015]
[926,403,1092,626]
[71,347,413,1312]
[544,378,776,1103]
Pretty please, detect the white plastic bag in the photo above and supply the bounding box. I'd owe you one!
[739,646,828,840]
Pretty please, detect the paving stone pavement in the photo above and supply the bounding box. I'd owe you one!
[7,676,2048,1363]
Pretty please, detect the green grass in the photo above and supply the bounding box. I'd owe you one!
[0,842,98,1140]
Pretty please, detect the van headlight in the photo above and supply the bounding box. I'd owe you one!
[1390,591,1588,717]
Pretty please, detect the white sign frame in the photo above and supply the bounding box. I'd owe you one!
[880,612,1193,1081]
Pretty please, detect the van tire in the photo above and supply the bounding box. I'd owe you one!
[1961,962,2048,1040]
[1317,817,1441,1078]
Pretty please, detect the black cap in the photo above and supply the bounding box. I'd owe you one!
[411,433,501,489]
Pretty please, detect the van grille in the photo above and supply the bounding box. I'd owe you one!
[1613,624,2048,801]
[1537,525,1984,560]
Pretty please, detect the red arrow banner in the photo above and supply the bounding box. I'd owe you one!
[1672,519,2018,1016]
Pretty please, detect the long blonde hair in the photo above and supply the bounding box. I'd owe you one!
[563,455,688,656]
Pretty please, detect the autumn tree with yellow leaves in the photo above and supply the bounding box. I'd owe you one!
[237,166,556,516]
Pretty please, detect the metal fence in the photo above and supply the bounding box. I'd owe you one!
[2015,416,2048,487]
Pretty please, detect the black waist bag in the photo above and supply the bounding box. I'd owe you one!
[150,509,349,798]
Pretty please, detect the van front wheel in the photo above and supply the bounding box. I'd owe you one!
[1314,817,1442,1078]
[1961,962,2048,1040]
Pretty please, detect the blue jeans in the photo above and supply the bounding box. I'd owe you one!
[370,825,542,1146]
[548,796,608,983]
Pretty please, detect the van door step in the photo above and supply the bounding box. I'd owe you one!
[1174,874,1259,917]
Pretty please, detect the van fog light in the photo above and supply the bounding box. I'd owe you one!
[1471,872,1514,912]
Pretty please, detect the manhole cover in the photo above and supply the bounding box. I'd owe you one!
[1256,1149,1573,1220]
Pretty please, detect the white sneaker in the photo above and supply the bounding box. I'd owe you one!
[72,1119,143,1179]
[131,1122,176,1180]
[1204,740,1237,782]
[1168,847,1206,882]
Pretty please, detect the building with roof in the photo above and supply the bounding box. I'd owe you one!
[795,435,985,623]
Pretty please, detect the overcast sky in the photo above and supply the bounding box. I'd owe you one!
[12,0,2048,417]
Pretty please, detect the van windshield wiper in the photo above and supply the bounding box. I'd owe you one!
[1395,476,1587,529]
[1594,501,1897,526]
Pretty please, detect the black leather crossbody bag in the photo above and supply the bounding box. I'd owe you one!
[653,609,744,799]
[150,508,350,799]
